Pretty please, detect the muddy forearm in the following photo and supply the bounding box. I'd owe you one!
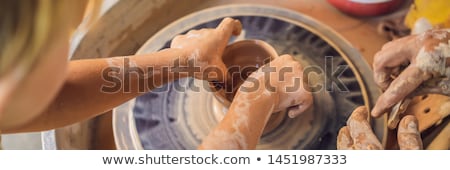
[198,92,275,150]
[4,49,189,133]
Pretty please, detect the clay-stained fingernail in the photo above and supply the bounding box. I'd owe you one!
[400,115,418,132]
[371,97,390,118]
[398,115,423,150]
[370,106,382,118]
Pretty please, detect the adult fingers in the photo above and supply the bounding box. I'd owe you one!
[371,66,431,117]
[337,126,354,150]
[398,115,423,150]
[373,36,416,90]
[347,106,383,150]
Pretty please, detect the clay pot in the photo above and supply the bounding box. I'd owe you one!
[327,0,404,17]
[210,39,278,107]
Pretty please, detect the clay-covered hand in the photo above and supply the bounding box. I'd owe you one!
[337,106,423,150]
[170,17,242,82]
[239,55,313,118]
[372,29,450,117]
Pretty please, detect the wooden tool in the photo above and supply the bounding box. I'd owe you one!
[387,98,412,130]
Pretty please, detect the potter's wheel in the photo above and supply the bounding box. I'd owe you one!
[113,5,384,150]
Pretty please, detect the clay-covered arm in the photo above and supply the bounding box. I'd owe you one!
[198,90,276,149]
[2,18,242,133]
[199,55,313,149]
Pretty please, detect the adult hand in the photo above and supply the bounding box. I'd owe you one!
[337,106,423,150]
[372,29,450,117]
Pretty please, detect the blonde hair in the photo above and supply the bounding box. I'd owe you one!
[0,0,99,78]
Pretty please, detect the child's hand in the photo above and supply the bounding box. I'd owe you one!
[237,55,313,118]
[170,17,242,82]
[199,55,313,150]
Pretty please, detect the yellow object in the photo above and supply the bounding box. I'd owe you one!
[405,0,450,29]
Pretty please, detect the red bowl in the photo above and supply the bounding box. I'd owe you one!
[327,0,404,17]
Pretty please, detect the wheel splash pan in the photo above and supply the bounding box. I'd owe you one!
[113,4,384,150]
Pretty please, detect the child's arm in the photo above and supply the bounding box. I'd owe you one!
[2,18,241,133]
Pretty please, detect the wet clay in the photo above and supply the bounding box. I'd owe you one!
[212,40,278,104]
[210,40,284,135]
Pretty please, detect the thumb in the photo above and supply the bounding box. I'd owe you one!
[337,126,354,150]
[217,17,242,38]
[397,115,423,150]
